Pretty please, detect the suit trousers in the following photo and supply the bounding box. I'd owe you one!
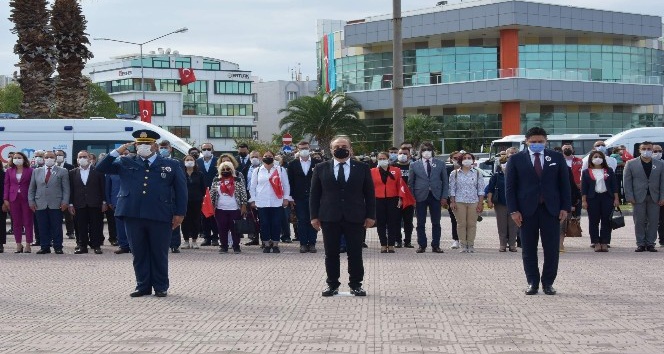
[9,192,33,244]
[295,197,317,246]
[64,208,75,235]
[169,226,181,249]
[376,197,400,246]
[658,205,664,245]
[281,207,291,239]
[520,204,560,287]
[182,200,202,240]
[321,219,365,289]
[36,208,63,250]
[415,192,442,248]
[633,196,660,247]
[115,216,129,250]
[586,192,613,245]
[448,198,459,241]
[105,208,117,243]
[494,203,518,247]
[399,205,414,244]
[123,217,171,293]
[202,215,219,241]
[74,206,103,249]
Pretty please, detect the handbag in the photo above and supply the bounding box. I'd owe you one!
[565,216,583,237]
[234,217,255,235]
[611,207,625,230]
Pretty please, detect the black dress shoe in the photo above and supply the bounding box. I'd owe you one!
[244,240,259,246]
[171,247,180,253]
[0,245,4,253]
[110,240,119,246]
[154,291,167,297]
[395,242,402,248]
[281,238,292,243]
[647,245,658,252]
[403,243,414,248]
[635,246,646,252]
[36,249,51,254]
[543,286,557,295]
[416,247,426,253]
[525,285,539,295]
[200,240,212,246]
[54,249,64,254]
[362,243,368,248]
[211,240,220,246]
[350,287,367,296]
[31,241,40,246]
[321,287,338,297]
[74,248,88,254]
[93,248,103,254]
[263,246,271,253]
[339,247,347,253]
[272,246,281,253]
[431,247,444,253]
[114,248,130,254]
[130,290,151,297]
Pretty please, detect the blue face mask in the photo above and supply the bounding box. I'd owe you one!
[529,143,545,153]
[159,148,170,157]
[389,153,397,161]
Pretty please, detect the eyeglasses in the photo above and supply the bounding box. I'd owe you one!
[595,144,606,147]
[421,148,432,152]
[202,148,212,151]
[655,150,663,153]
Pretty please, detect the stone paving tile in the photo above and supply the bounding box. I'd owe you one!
[1,216,664,353]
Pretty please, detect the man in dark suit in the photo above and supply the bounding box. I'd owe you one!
[197,142,219,246]
[55,149,76,239]
[310,136,376,297]
[288,141,319,253]
[235,143,251,181]
[69,150,107,254]
[506,127,571,296]
[96,130,187,298]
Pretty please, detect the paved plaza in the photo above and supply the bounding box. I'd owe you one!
[1,216,664,354]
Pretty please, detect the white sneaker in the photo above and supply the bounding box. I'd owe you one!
[182,241,191,249]
[468,246,475,253]
[192,240,200,249]
[451,240,460,249]
[459,243,466,253]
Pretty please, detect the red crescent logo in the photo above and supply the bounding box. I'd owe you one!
[182,69,190,77]
[142,109,149,117]
[0,144,16,164]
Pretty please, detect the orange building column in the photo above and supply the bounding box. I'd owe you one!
[500,29,520,136]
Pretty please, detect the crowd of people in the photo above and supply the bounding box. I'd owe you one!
[2,137,664,257]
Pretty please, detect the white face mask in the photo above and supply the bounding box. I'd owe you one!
[591,158,604,166]
[44,158,56,167]
[184,161,195,168]
[377,159,390,168]
[12,158,23,166]
[653,152,663,160]
[35,157,44,165]
[202,150,212,158]
[78,158,89,168]
[421,151,432,159]
[397,154,408,163]
[136,144,153,157]
[56,155,64,163]
[250,157,260,166]
[462,159,473,167]
[299,149,310,158]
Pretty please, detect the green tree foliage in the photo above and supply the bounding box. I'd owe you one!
[233,138,280,155]
[86,82,122,118]
[404,114,442,149]
[0,84,24,113]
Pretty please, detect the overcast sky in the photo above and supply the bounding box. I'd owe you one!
[1,0,662,81]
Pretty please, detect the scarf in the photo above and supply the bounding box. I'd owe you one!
[219,177,235,196]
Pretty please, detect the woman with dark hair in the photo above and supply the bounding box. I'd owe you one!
[449,152,485,253]
[371,152,402,253]
[3,151,34,253]
[182,154,206,249]
[581,150,619,252]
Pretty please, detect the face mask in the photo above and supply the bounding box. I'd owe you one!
[263,157,274,165]
[641,150,653,158]
[56,156,64,163]
[333,148,350,159]
[190,153,200,159]
[250,157,260,166]
[370,156,377,162]
[653,153,662,160]
[78,158,89,168]
[12,158,23,166]
[389,153,397,161]
[35,157,44,165]
[274,160,281,167]
[202,150,212,158]
[421,151,432,159]
[299,149,310,158]
[159,148,170,157]
[239,151,248,157]
[184,161,195,168]
[44,158,55,167]
[221,171,232,177]
[377,160,389,168]
[462,159,473,167]
[136,144,153,157]
[312,158,322,164]
[563,149,573,156]
[397,154,408,163]
[595,146,607,154]
[591,158,603,166]
[529,143,545,153]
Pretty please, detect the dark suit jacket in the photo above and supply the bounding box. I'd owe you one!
[69,168,106,208]
[581,168,618,199]
[236,155,251,181]
[287,158,317,200]
[196,156,218,188]
[310,159,376,223]
[505,149,571,217]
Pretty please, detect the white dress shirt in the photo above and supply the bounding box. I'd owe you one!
[249,165,292,207]
[592,169,608,193]
[333,159,350,182]
[80,168,90,185]
[300,158,311,175]
[528,148,545,169]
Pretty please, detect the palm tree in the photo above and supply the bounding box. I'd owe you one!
[279,92,365,155]
[9,0,57,118]
[404,114,442,149]
[51,0,93,118]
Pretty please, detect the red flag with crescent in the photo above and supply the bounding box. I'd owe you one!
[201,187,214,218]
[179,68,196,85]
[138,100,153,123]
[268,169,284,199]
[399,181,416,209]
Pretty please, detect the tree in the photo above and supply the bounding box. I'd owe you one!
[51,0,93,118]
[279,92,365,156]
[0,84,24,114]
[404,114,442,149]
[233,138,280,154]
[10,0,57,118]
[86,82,122,118]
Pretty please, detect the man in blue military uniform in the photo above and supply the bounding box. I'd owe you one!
[97,130,187,298]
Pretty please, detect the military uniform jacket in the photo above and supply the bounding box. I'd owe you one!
[96,154,187,223]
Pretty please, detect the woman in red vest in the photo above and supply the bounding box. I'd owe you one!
[371,152,402,253]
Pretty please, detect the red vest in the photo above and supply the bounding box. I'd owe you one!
[371,166,401,198]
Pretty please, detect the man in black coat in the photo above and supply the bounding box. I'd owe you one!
[69,150,107,254]
[310,136,376,297]
[288,141,319,253]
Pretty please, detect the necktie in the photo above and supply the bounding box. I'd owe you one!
[45,167,51,184]
[144,159,150,170]
[337,162,346,184]
[534,153,542,178]
[426,159,432,177]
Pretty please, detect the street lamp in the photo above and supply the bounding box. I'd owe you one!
[94,27,188,100]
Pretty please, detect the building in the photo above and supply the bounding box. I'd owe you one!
[318,0,664,152]
[252,78,317,142]
[0,75,15,89]
[87,51,254,152]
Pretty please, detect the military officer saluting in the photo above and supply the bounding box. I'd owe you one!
[97,130,187,298]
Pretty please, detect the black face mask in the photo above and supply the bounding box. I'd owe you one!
[312,158,322,163]
[221,171,232,177]
[263,157,274,165]
[191,153,200,159]
[239,152,248,157]
[333,148,350,159]
[563,149,573,156]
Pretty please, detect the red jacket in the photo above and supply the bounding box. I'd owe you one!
[371,166,401,198]
[566,157,583,186]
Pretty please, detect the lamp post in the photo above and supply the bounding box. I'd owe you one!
[94,27,188,100]
[392,0,404,146]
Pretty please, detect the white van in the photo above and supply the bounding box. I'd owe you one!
[0,118,192,164]
[602,127,664,157]
[489,133,613,157]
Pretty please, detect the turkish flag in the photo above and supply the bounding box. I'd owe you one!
[268,169,284,199]
[179,68,196,85]
[138,100,153,123]
[201,188,215,218]
[399,182,416,209]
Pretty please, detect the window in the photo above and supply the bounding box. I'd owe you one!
[153,101,166,116]
[152,57,170,68]
[214,81,252,95]
[253,112,258,122]
[287,91,298,101]
[174,57,191,68]
[203,61,221,70]
[117,101,166,116]
[252,93,258,103]
[162,126,191,138]
[207,125,253,139]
